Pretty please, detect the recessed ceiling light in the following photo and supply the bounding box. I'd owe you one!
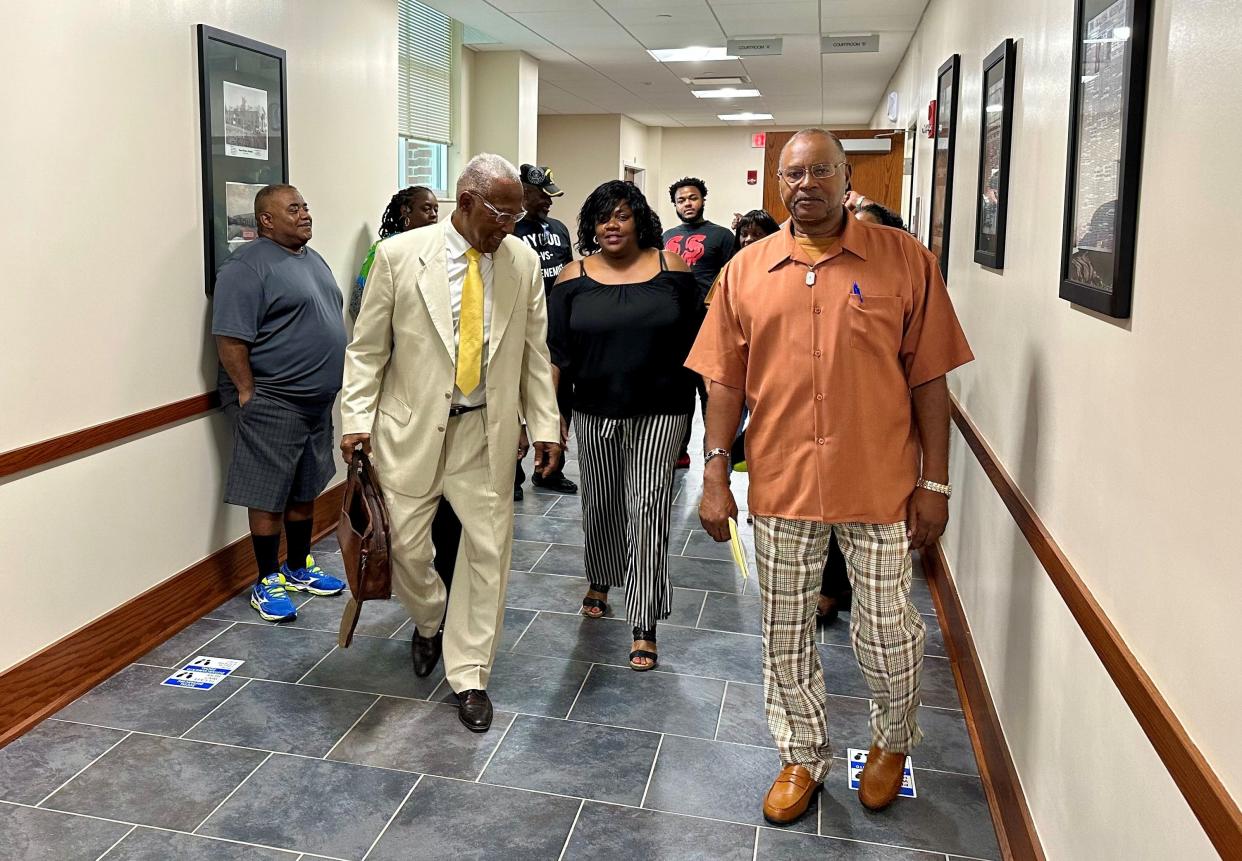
[648,47,737,62]
[693,88,761,99]
[718,112,773,121]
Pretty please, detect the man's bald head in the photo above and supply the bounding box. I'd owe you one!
[254,184,312,251]
[779,128,847,165]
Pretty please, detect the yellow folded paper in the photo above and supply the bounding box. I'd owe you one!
[727,517,750,580]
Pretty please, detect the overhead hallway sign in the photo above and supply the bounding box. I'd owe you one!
[822,34,880,54]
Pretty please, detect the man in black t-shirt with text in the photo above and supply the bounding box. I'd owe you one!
[662,177,735,467]
[513,164,577,494]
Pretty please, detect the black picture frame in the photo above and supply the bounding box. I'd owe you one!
[197,25,289,296]
[1059,0,1152,318]
[974,39,1016,269]
[927,55,960,279]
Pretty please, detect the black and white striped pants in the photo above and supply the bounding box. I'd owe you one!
[574,410,690,631]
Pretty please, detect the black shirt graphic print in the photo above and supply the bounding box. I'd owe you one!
[514,216,574,293]
[661,220,735,302]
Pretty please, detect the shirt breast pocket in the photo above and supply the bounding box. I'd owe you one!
[847,296,904,358]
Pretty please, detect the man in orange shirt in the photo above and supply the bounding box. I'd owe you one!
[687,129,973,821]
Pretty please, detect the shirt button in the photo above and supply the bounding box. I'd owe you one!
[815,393,824,401]
[813,349,822,358]
[813,306,822,314]
[444,392,451,399]
[437,425,445,432]
[816,437,826,445]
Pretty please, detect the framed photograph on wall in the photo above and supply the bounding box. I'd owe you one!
[974,39,1016,269]
[1059,0,1152,318]
[197,25,288,295]
[927,55,960,279]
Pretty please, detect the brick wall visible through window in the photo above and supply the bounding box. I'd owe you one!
[400,137,448,198]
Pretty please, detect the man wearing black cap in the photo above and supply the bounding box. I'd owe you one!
[514,164,577,495]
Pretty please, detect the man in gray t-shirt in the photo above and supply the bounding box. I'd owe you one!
[212,184,348,623]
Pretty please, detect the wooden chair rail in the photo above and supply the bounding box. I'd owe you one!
[949,394,1241,858]
[0,392,220,479]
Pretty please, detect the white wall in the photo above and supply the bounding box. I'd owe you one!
[536,115,624,245]
[619,116,662,195]
[469,51,540,168]
[540,118,824,238]
[876,0,1241,857]
[655,126,772,233]
[448,30,475,188]
[0,1,396,672]
[655,125,867,233]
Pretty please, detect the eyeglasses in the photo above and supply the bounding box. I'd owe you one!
[467,190,526,225]
[776,162,849,185]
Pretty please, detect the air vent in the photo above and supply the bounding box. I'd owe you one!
[681,75,749,86]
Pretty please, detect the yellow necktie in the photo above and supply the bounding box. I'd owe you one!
[456,248,484,394]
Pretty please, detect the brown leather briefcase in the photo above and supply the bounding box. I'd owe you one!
[336,448,393,647]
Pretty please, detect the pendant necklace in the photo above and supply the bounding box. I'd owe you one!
[805,268,816,287]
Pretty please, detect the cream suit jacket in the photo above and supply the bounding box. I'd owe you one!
[340,220,560,498]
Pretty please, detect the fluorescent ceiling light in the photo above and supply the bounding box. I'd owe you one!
[718,112,773,121]
[985,104,1003,113]
[648,46,737,62]
[693,88,761,99]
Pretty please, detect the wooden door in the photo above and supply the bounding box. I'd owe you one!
[762,129,906,223]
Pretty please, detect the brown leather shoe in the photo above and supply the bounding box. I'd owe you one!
[762,764,821,825]
[858,744,906,811]
[456,689,493,733]
[411,626,442,679]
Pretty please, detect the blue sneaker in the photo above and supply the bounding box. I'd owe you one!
[251,573,297,622]
[281,555,345,596]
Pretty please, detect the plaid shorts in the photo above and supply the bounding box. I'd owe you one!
[224,395,336,513]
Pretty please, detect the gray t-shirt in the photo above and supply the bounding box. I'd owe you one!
[212,237,347,414]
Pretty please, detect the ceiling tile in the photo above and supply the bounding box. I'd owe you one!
[710,1,819,36]
[490,0,585,11]
[454,0,931,128]
[624,111,683,127]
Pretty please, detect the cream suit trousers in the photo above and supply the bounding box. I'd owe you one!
[380,409,514,693]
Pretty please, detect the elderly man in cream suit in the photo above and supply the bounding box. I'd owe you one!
[340,154,561,733]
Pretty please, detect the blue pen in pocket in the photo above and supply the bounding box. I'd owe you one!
[851,282,864,303]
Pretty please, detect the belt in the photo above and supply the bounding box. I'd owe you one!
[448,403,486,417]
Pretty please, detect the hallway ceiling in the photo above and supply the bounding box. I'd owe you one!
[416,0,929,127]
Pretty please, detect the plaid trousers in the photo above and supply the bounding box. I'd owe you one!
[755,517,925,782]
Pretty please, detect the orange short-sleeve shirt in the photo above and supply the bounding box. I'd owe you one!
[685,215,974,524]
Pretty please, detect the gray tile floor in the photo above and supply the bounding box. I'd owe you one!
[0,437,1002,861]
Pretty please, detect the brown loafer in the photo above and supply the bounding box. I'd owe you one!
[456,689,493,733]
[762,764,821,825]
[858,744,906,811]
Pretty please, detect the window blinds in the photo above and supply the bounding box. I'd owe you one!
[398,0,452,144]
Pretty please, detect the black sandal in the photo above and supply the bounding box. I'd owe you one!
[629,626,658,672]
[581,584,610,619]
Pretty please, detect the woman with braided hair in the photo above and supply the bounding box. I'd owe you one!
[349,186,438,318]
[352,185,465,607]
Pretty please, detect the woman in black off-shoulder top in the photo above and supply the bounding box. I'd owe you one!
[546,180,700,672]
